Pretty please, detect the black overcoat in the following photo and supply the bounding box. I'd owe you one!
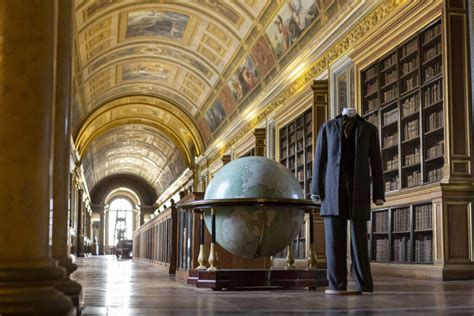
[311,115,385,220]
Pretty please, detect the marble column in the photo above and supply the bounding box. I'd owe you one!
[99,209,106,255]
[0,1,73,314]
[51,0,82,308]
[76,190,85,257]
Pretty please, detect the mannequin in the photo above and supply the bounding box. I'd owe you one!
[311,106,385,295]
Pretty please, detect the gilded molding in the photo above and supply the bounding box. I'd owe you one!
[207,0,409,165]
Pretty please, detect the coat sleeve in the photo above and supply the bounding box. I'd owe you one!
[311,123,327,200]
[369,125,385,202]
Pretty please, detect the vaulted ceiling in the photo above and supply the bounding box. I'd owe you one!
[71,0,354,202]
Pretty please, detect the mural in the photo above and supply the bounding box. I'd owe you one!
[251,36,276,77]
[266,0,320,59]
[88,46,212,79]
[218,86,235,114]
[121,62,171,82]
[126,11,189,40]
[227,56,260,104]
[205,100,227,132]
[199,117,212,141]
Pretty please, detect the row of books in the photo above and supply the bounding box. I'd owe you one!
[403,119,419,140]
[383,88,397,103]
[383,108,398,126]
[383,133,398,148]
[305,151,312,162]
[402,96,419,117]
[297,170,305,181]
[401,39,418,58]
[423,81,442,106]
[423,23,441,44]
[375,238,390,261]
[414,237,432,263]
[384,70,397,85]
[393,208,410,232]
[402,58,418,75]
[374,211,389,232]
[423,42,441,61]
[403,75,418,92]
[393,237,412,262]
[365,66,377,79]
[385,176,400,191]
[415,204,432,231]
[423,62,441,82]
[427,167,443,182]
[406,170,421,187]
[366,113,378,127]
[404,147,420,166]
[367,82,378,95]
[383,54,397,70]
[426,110,443,132]
[366,99,379,112]
[426,140,444,159]
[385,155,399,171]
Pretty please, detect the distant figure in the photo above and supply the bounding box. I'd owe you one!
[115,242,123,260]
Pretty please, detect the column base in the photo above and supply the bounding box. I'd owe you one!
[0,265,74,315]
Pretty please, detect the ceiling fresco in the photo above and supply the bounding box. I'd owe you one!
[72,0,355,199]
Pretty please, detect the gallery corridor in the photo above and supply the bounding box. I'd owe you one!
[72,256,474,315]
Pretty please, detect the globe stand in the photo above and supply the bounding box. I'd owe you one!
[178,198,328,291]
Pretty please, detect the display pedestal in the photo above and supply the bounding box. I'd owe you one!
[187,268,328,291]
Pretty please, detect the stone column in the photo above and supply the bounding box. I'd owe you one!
[50,0,82,308]
[99,209,106,255]
[76,190,85,257]
[0,1,73,314]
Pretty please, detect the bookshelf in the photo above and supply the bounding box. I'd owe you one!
[278,108,313,259]
[279,108,313,200]
[369,202,433,264]
[361,19,444,192]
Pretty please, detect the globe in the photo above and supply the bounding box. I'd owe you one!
[204,156,305,258]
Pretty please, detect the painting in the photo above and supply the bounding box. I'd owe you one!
[199,117,212,141]
[205,100,227,132]
[218,86,235,114]
[84,0,116,20]
[251,36,276,77]
[121,62,171,82]
[227,55,260,104]
[266,0,320,59]
[126,11,189,40]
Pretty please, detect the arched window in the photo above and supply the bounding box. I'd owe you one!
[108,198,134,247]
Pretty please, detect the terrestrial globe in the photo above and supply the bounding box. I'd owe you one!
[204,156,305,258]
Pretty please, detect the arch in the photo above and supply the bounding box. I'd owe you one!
[90,174,157,206]
[75,95,205,165]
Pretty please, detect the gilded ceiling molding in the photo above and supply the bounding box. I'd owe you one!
[206,0,410,165]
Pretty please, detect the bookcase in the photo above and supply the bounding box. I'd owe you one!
[361,19,444,192]
[279,108,313,200]
[277,108,313,259]
[369,202,433,264]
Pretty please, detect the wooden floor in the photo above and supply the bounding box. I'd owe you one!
[72,256,474,315]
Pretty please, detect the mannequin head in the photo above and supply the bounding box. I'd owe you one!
[342,107,357,117]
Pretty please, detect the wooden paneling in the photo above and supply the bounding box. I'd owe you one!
[446,203,470,261]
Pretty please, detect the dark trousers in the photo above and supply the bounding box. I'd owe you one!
[323,173,373,292]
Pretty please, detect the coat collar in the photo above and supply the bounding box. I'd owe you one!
[335,114,364,139]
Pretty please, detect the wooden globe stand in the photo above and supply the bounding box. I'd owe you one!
[177,198,328,291]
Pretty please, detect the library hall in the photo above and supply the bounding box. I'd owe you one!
[1,0,474,315]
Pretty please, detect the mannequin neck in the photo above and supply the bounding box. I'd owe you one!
[342,107,357,117]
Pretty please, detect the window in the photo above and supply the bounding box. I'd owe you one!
[330,57,355,118]
[108,198,134,247]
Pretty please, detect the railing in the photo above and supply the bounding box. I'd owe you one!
[132,205,177,274]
